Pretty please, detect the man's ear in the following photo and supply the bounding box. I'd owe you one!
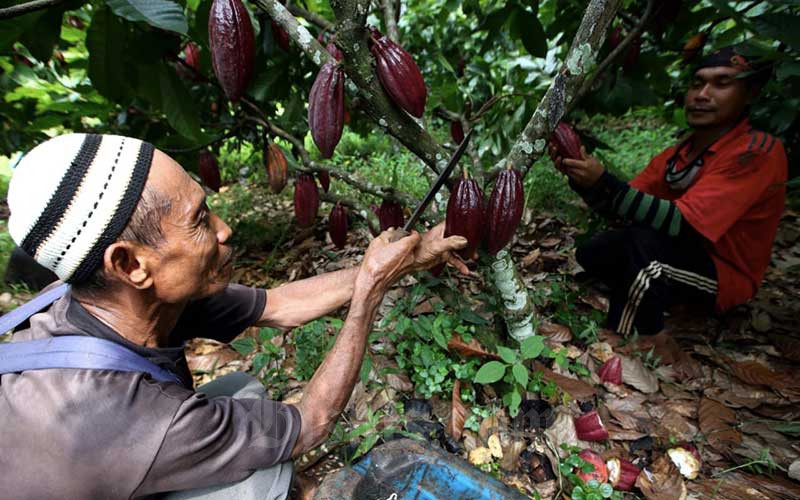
[103,241,154,290]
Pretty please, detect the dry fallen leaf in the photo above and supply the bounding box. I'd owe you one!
[698,397,742,452]
[538,321,573,342]
[636,454,687,500]
[769,334,800,363]
[446,380,468,441]
[620,355,659,393]
[468,447,493,465]
[447,334,501,360]
[727,360,795,390]
[535,362,596,400]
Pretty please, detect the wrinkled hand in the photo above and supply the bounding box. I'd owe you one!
[357,228,422,294]
[548,143,605,189]
[411,222,469,275]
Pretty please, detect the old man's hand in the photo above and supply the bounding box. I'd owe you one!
[411,222,469,275]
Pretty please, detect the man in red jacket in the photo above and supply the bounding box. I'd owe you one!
[550,46,787,336]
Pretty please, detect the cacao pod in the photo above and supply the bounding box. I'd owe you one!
[209,0,255,102]
[445,176,484,260]
[198,151,221,192]
[326,42,343,61]
[682,33,707,63]
[486,167,524,256]
[450,120,465,144]
[623,36,641,72]
[370,31,427,118]
[551,122,583,161]
[378,200,404,231]
[265,143,288,194]
[328,202,348,248]
[608,26,622,50]
[343,108,351,125]
[308,61,344,158]
[317,170,330,193]
[271,20,290,51]
[294,174,319,227]
[184,42,200,71]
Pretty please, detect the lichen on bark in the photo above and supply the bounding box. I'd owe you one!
[487,250,536,341]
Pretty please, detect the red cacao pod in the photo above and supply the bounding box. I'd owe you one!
[486,167,523,256]
[184,42,200,71]
[208,0,255,102]
[378,200,404,231]
[308,61,344,159]
[576,449,609,484]
[623,36,641,72]
[198,151,221,192]
[608,26,622,50]
[328,202,348,248]
[551,122,583,161]
[574,410,609,442]
[445,176,484,260]
[326,42,343,61]
[294,174,319,227]
[265,143,288,194]
[317,170,330,193]
[607,458,641,491]
[598,356,622,385]
[450,120,464,144]
[370,33,427,118]
[271,20,290,51]
[682,32,707,63]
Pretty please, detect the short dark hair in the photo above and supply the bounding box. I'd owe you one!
[71,185,172,296]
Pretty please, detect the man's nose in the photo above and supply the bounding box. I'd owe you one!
[695,83,712,99]
[211,213,232,244]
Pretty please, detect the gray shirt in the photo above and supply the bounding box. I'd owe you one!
[0,284,301,499]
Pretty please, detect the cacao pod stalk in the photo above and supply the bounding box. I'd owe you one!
[682,32,707,63]
[198,151,221,192]
[451,120,465,144]
[551,122,583,161]
[208,0,255,102]
[308,61,344,158]
[378,200,404,231]
[370,31,427,118]
[294,174,319,227]
[328,202,348,248]
[265,143,288,194]
[445,173,484,260]
[317,170,331,193]
[486,166,524,256]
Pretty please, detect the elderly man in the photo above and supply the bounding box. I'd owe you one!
[0,134,466,499]
[550,46,787,336]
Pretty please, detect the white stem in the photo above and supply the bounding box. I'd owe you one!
[489,250,536,341]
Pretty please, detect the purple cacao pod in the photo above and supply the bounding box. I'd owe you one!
[370,33,427,118]
[265,143,288,194]
[378,200,404,231]
[294,174,319,227]
[308,61,344,159]
[208,0,255,102]
[328,202,348,248]
[445,176,484,260]
[317,170,331,193]
[451,120,465,144]
[198,151,221,192]
[551,122,583,161]
[486,167,524,255]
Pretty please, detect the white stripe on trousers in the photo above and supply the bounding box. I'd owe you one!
[618,260,717,335]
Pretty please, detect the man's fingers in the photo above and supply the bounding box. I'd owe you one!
[445,253,470,275]
[441,235,468,251]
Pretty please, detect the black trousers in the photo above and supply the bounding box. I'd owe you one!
[576,226,718,336]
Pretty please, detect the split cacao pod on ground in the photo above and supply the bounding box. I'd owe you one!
[328,202,348,248]
[317,170,330,193]
[377,200,404,231]
[308,61,344,159]
[208,0,255,103]
[486,167,523,256]
[450,120,465,144]
[370,30,427,118]
[445,176,484,260]
[271,20,290,51]
[682,32,707,63]
[551,122,583,161]
[265,143,288,194]
[294,174,319,227]
[198,151,221,192]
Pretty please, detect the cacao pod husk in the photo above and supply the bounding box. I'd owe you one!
[326,42,343,61]
[328,202,348,248]
[265,143,288,194]
[184,42,200,71]
[551,122,583,161]
[308,61,344,159]
[608,26,622,50]
[451,120,465,144]
[198,151,221,192]
[486,167,524,256]
[370,31,427,118]
[209,0,255,102]
[294,173,319,227]
[378,200,404,231]
[271,20,290,51]
[445,176,484,260]
[623,36,641,72]
[682,33,707,63]
[317,170,330,193]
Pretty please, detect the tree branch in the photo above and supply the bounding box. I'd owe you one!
[380,0,399,42]
[287,3,334,31]
[0,0,64,19]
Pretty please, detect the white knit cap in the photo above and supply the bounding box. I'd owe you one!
[8,133,154,283]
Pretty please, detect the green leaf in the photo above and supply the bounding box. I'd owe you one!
[106,0,188,35]
[751,13,800,49]
[770,421,800,436]
[474,361,506,384]
[20,7,64,61]
[509,388,522,416]
[230,337,256,355]
[352,432,380,460]
[520,335,545,360]
[360,355,372,385]
[497,345,518,364]
[158,66,207,143]
[512,363,529,387]
[87,7,131,102]
[599,483,614,498]
[509,8,547,58]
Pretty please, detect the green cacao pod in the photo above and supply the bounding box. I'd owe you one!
[317,170,330,193]
[265,143,288,194]
[445,176,484,260]
[377,200,404,231]
[328,202,348,248]
[486,167,524,256]
[208,0,255,102]
[551,122,583,161]
[370,30,427,118]
[308,61,344,158]
[294,174,319,227]
[198,151,221,192]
